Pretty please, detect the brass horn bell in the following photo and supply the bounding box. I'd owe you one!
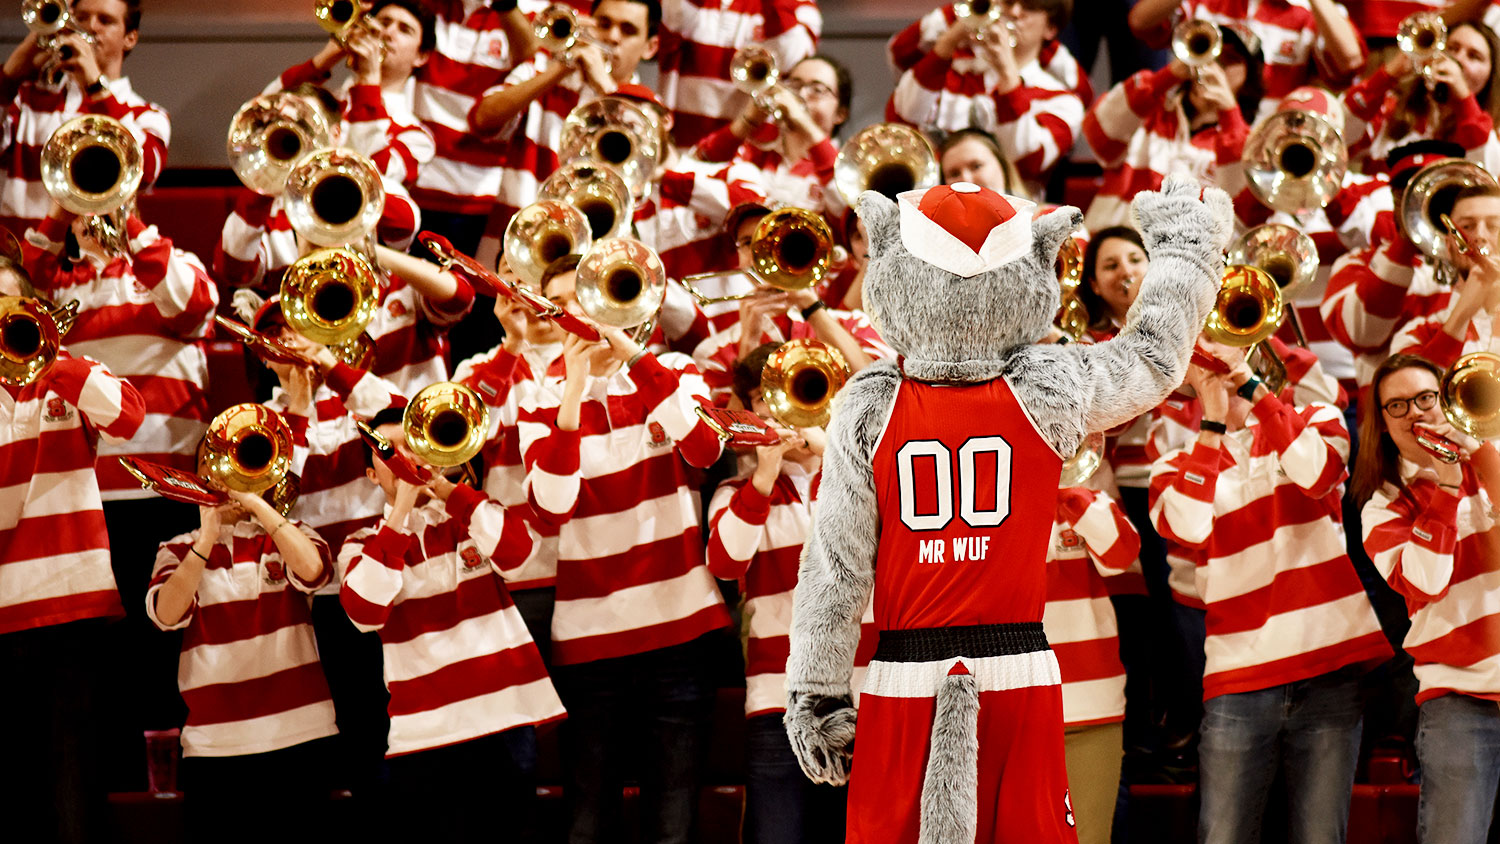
[575,237,667,332]
[1440,352,1500,440]
[1059,431,1105,488]
[1204,265,1285,348]
[227,93,333,196]
[560,97,662,198]
[404,382,489,467]
[1172,19,1223,75]
[1242,108,1347,216]
[201,404,294,494]
[1397,11,1447,84]
[1399,158,1499,274]
[280,247,382,346]
[834,123,941,204]
[761,338,850,428]
[41,114,143,217]
[681,207,838,306]
[0,296,72,387]
[503,199,594,288]
[538,161,632,241]
[283,147,386,248]
[1226,223,1319,301]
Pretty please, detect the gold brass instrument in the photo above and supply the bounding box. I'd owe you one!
[1443,212,1492,260]
[1056,235,1089,341]
[331,332,377,371]
[262,472,301,517]
[1440,351,1500,440]
[731,46,790,121]
[834,123,941,205]
[1172,19,1223,80]
[1399,158,1499,282]
[1397,11,1447,85]
[40,114,143,255]
[503,199,594,288]
[201,404,294,494]
[575,237,667,338]
[535,4,613,71]
[283,148,386,248]
[1226,224,1319,301]
[538,161,632,241]
[1204,265,1289,394]
[681,208,837,305]
[0,296,75,387]
[280,247,381,346]
[404,381,489,467]
[1059,431,1105,488]
[22,0,96,88]
[761,339,850,428]
[559,97,662,198]
[227,93,334,196]
[1241,108,1347,216]
[315,0,386,67]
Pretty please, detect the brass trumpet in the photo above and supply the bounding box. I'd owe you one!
[1399,158,1498,280]
[0,296,75,387]
[503,199,594,288]
[22,0,95,88]
[1397,11,1447,86]
[681,208,836,305]
[731,46,789,121]
[1241,108,1347,216]
[280,247,381,346]
[538,161,632,240]
[404,381,489,467]
[227,93,334,196]
[201,404,294,494]
[1172,19,1223,79]
[283,148,386,248]
[535,4,613,72]
[833,123,941,204]
[315,0,386,67]
[559,97,662,198]
[761,338,850,428]
[575,237,667,337]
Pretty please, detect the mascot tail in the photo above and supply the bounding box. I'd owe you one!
[918,664,981,844]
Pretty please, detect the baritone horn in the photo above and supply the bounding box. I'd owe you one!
[404,382,489,467]
[1440,352,1500,440]
[0,296,75,387]
[761,339,850,428]
[280,247,382,346]
[1399,158,1498,281]
[283,148,386,248]
[559,97,662,197]
[834,123,940,204]
[201,404,293,494]
[681,208,837,305]
[227,92,333,196]
[1241,108,1347,216]
[503,199,594,288]
[41,114,143,255]
[1172,19,1223,79]
[575,237,667,340]
[538,161,632,240]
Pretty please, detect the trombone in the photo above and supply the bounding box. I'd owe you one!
[1415,352,1500,463]
[559,97,662,198]
[1200,264,1289,395]
[21,0,95,88]
[1172,19,1222,81]
[681,208,837,306]
[1241,107,1347,216]
[1227,223,1318,347]
[1059,432,1105,487]
[420,230,603,342]
[575,236,667,343]
[0,295,76,387]
[503,199,594,288]
[538,161,632,241]
[404,381,489,469]
[761,339,849,428]
[283,148,386,249]
[200,404,294,494]
[227,92,333,196]
[280,247,382,346]
[833,123,941,204]
[1398,158,1499,284]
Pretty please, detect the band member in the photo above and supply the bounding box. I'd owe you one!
[0,259,144,844]
[939,128,1024,195]
[341,407,562,841]
[0,0,168,240]
[146,490,337,842]
[1355,353,1500,844]
[1391,184,1500,366]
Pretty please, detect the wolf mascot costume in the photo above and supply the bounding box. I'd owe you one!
[784,176,1232,843]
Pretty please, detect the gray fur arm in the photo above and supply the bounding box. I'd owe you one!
[1008,177,1231,454]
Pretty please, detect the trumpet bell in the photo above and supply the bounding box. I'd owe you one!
[202,404,293,494]
[21,0,69,35]
[41,115,143,216]
[280,247,382,346]
[1400,158,1499,265]
[731,46,780,97]
[575,237,667,329]
[1226,223,1319,300]
[538,161,632,240]
[834,123,941,204]
[1397,11,1447,60]
[1442,351,1500,439]
[535,4,583,53]
[751,207,836,292]
[404,382,489,467]
[1204,265,1285,347]
[503,199,594,288]
[0,296,62,387]
[283,148,386,248]
[761,339,850,428]
[1172,19,1223,68]
[1059,431,1105,488]
[227,93,334,196]
[315,0,364,40]
[1242,109,1347,216]
[560,97,662,198]
[953,0,1003,30]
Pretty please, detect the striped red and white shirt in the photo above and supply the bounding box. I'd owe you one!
[706,464,877,716]
[1363,462,1500,705]
[633,157,765,282]
[0,75,169,240]
[339,486,562,756]
[1390,295,1494,372]
[657,0,822,147]
[889,55,1084,199]
[690,295,894,393]
[1344,0,1443,38]
[1082,65,1250,230]
[0,355,142,635]
[887,8,1092,105]
[518,352,732,665]
[1342,65,1500,176]
[1044,487,1139,727]
[147,520,336,757]
[23,214,218,499]
[1320,238,1451,387]
[691,130,842,219]
[1150,392,1391,699]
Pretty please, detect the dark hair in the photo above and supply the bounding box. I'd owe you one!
[371,0,437,53]
[124,0,142,33]
[592,0,661,38]
[288,82,342,127]
[1077,225,1144,332]
[1020,0,1073,31]
[1350,354,1445,507]
[540,254,582,293]
[1458,22,1500,124]
[1454,183,1500,206]
[732,342,782,406]
[361,406,409,470]
[794,54,853,137]
[937,128,1022,192]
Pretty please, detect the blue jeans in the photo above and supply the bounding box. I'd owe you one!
[1197,666,1366,844]
[553,635,718,844]
[744,713,848,844]
[1417,693,1500,844]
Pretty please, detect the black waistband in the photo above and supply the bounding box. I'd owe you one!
[872,622,1049,663]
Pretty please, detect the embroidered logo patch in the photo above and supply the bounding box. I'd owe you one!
[1057,528,1082,551]
[264,560,286,585]
[459,546,486,574]
[387,298,407,318]
[43,397,73,423]
[647,421,670,448]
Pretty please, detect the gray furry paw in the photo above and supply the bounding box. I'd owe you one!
[784,692,858,785]
[1128,175,1228,258]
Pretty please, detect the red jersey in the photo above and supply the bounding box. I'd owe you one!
[870,377,1063,632]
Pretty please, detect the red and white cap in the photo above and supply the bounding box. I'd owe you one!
[897,182,1036,278]
[1278,85,1345,136]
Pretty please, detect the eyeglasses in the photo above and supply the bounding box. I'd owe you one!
[1381,390,1439,418]
[783,80,836,102]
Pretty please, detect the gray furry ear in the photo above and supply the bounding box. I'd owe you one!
[1031,207,1083,267]
[856,191,901,259]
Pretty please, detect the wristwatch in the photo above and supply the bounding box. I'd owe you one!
[85,74,108,97]
[1200,419,1228,435]
[1236,376,1262,402]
